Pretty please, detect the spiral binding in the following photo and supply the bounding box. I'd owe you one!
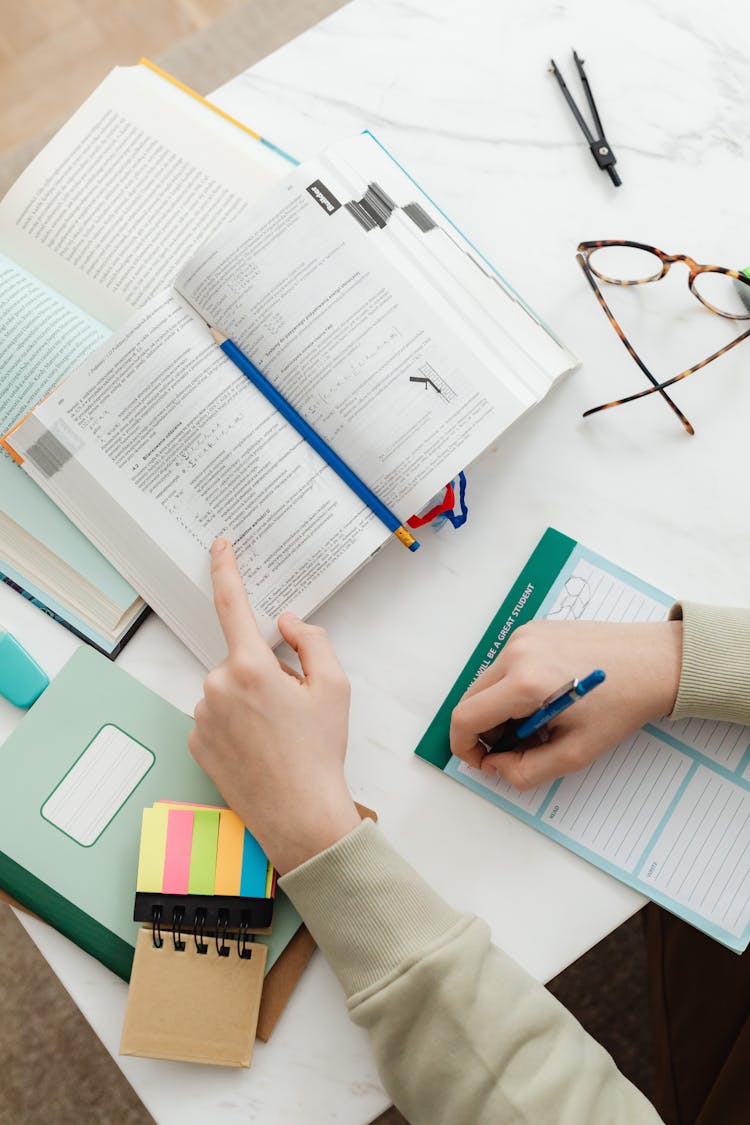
[193,907,207,954]
[171,906,185,952]
[151,904,255,959]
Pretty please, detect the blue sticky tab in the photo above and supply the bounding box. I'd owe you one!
[0,632,49,708]
[239,827,268,897]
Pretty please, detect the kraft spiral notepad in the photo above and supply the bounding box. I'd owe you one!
[121,802,272,1067]
[121,800,379,1064]
[122,926,268,1067]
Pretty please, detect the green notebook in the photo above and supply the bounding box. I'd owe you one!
[0,646,301,979]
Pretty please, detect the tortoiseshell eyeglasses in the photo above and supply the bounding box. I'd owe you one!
[577,240,750,435]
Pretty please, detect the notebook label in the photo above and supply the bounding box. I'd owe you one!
[41,724,154,846]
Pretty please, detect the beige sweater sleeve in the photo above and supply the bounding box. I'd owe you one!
[281,822,660,1125]
[669,602,750,722]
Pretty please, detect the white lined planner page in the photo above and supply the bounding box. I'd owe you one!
[543,557,668,624]
[651,715,750,771]
[640,766,750,937]
[541,730,691,873]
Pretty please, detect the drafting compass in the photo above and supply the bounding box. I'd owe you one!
[549,49,621,186]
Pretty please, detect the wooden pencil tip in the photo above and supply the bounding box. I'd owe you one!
[209,326,227,346]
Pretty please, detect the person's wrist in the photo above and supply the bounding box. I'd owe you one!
[263,792,361,875]
[649,620,683,717]
[643,621,683,715]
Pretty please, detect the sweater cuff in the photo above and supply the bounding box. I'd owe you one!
[279,821,463,998]
[669,601,750,723]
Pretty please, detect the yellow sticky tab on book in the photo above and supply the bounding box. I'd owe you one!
[136,806,169,892]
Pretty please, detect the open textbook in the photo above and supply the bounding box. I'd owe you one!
[0,61,290,653]
[5,130,576,667]
[416,528,750,952]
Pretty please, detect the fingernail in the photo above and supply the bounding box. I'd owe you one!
[212,538,228,554]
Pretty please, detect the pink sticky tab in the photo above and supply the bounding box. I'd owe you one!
[162,809,194,894]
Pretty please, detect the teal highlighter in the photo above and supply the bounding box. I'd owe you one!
[0,630,49,708]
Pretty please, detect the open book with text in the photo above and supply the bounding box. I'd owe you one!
[0,61,290,652]
[4,81,576,667]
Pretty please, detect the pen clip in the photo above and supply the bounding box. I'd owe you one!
[542,679,577,707]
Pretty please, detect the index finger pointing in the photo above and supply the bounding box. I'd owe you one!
[210,538,266,657]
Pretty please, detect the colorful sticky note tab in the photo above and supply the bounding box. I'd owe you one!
[188,809,220,895]
[162,808,194,894]
[214,809,245,896]
[137,801,273,900]
[136,806,169,892]
[240,828,267,898]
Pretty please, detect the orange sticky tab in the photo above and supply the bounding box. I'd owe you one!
[1,415,28,463]
[214,809,245,896]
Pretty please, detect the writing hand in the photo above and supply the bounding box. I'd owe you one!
[188,538,360,874]
[449,620,682,790]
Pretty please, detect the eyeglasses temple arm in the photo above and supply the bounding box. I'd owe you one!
[577,255,694,433]
[584,325,750,414]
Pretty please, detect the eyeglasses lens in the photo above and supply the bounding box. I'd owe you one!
[587,245,663,284]
[692,271,750,319]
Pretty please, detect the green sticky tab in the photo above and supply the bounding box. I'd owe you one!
[188,809,220,895]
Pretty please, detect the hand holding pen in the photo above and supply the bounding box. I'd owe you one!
[449,621,683,791]
[477,670,606,755]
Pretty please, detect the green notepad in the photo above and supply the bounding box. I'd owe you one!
[0,646,301,979]
[415,527,750,952]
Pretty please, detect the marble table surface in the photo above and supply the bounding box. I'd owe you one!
[4,0,750,1121]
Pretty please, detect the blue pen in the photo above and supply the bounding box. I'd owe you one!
[207,325,419,553]
[482,669,606,755]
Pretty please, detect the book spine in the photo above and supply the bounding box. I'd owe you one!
[0,847,134,981]
[0,570,149,659]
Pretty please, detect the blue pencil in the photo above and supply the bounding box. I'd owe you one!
[207,325,419,552]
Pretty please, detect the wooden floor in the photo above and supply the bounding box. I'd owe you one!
[0,0,242,154]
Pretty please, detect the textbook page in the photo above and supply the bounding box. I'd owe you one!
[0,65,288,330]
[9,290,389,665]
[315,133,574,398]
[175,135,575,519]
[416,528,750,952]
